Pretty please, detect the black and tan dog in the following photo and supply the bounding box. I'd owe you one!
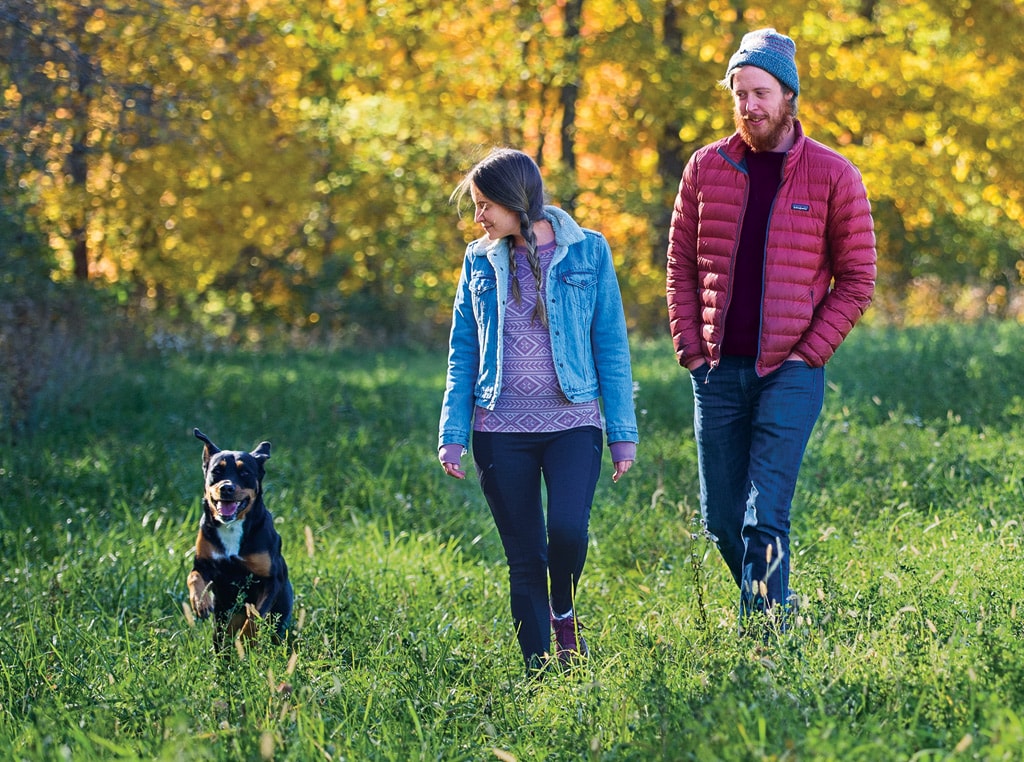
[188,428,293,650]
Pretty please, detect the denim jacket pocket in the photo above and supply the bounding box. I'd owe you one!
[469,275,497,322]
[559,269,598,312]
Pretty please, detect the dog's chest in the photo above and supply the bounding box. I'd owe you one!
[213,522,245,558]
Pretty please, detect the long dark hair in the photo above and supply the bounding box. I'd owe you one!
[451,148,548,327]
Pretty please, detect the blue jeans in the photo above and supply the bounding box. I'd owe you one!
[691,356,824,617]
[472,426,603,664]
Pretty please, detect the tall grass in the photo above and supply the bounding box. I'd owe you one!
[2,322,1024,760]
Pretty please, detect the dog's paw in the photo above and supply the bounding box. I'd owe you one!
[187,571,214,618]
[190,594,213,619]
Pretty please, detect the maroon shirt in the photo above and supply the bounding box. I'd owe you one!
[722,150,786,357]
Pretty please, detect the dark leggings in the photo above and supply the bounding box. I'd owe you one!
[472,426,603,664]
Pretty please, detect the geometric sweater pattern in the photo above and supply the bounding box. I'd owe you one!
[475,241,602,434]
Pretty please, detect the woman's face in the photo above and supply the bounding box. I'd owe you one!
[470,184,521,242]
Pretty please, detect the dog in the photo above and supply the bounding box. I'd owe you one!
[188,428,293,650]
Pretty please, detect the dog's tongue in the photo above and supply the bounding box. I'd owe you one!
[218,501,240,518]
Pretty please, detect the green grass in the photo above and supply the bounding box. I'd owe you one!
[3,322,1024,760]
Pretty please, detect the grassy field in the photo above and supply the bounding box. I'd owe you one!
[2,322,1024,761]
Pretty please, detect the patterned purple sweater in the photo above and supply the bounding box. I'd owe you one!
[474,241,603,434]
[466,242,634,465]
[436,239,634,464]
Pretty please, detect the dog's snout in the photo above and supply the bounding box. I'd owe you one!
[213,481,237,497]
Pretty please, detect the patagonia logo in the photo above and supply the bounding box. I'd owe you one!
[791,203,810,212]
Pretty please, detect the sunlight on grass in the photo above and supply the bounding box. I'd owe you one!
[2,327,1024,759]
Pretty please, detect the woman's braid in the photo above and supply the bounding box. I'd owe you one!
[509,247,522,306]
[520,211,547,327]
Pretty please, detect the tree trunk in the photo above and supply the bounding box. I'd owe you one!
[559,0,582,215]
[652,0,686,264]
[69,130,90,281]
[69,6,94,281]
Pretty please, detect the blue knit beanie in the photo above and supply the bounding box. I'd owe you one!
[725,28,799,96]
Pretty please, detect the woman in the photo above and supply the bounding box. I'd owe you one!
[438,147,638,675]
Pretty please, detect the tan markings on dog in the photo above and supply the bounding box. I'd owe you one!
[227,611,250,638]
[194,533,219,560]
[235,490,257,518]
[206,485,258,501]
[242,551,273,578]
[187,570,213,616]
[226,604,261,639]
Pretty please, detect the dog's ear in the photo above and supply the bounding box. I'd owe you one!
[251,441,271,463]
[251,441,271,479]
[194,428,220,470]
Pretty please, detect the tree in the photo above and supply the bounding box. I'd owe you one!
[3,0,1023,343]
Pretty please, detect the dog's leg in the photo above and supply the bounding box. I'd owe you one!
[239,552,285,620]
[242,603,262,640]
[272,580,295,643]
[187,570,214,619]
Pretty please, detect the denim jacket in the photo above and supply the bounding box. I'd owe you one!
[438,206,639,452]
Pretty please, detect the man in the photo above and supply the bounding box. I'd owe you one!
[666,28,876,626]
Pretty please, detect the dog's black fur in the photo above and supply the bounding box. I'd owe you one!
[188,428,293,650]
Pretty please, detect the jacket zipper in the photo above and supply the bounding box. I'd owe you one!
[707,150,749,384]
[753,156,788,374]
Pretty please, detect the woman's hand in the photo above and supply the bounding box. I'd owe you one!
[439,444,467,480]
[442,461,466,480]
[612,460,633,483]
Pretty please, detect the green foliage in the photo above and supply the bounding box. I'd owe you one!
[0,202,137,433]
[3,323,1024,759]
[3,0,1023,343]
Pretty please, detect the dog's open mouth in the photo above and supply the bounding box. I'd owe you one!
[215,498,249,521]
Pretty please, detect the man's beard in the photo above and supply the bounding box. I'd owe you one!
[735,105,794,152]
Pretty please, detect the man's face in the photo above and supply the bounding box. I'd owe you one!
[731,66,794,152]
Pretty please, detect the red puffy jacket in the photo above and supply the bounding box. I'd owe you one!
[666,121,876,376]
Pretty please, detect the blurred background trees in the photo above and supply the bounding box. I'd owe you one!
[2,0,1023,353]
